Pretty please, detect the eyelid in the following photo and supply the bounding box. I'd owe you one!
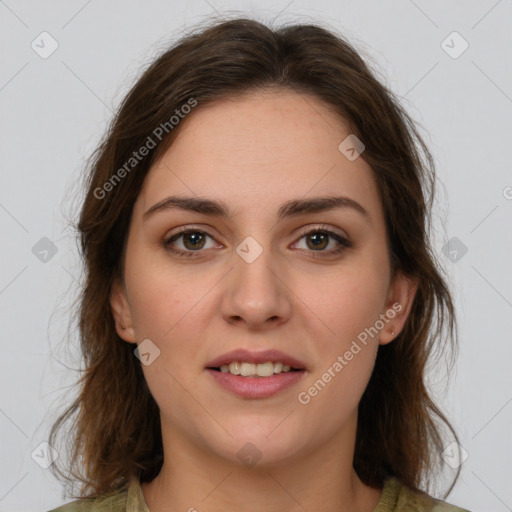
[164,224,222,240]
[163,225,222,248]
[294,223,349,241]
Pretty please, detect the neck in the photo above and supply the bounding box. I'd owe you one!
[141,416,382,512]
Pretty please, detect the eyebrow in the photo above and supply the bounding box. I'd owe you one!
[143,195,370,222]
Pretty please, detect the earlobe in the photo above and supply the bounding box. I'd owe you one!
[109,278,137,343]
[379,272,419,346]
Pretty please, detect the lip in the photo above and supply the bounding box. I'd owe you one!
[206,368,307,399]
[205,348,307,370]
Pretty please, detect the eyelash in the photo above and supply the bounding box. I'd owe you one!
[163,225,352,260]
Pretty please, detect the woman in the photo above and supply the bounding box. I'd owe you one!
[48,17,470,512]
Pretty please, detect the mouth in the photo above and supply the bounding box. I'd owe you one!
[205,348,307,375]
[206,361,305,379]
[207,362,303,377]
[204,349,307,398]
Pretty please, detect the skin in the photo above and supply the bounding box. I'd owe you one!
[110,88,418,512]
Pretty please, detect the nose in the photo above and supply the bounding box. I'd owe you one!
[220,243,293,330]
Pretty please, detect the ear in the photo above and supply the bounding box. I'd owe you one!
[110,277,137,344]
[379,272,419,346]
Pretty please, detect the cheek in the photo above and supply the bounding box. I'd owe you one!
[125,245,208,339]
[296,337,378,443]
[294,265,386,417]
[296,259,387,425]
[125,261,212,419]
[304,263,389,349]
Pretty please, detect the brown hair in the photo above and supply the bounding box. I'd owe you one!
[49,16,462,500]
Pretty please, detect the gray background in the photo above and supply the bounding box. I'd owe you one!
[1,1,511,511]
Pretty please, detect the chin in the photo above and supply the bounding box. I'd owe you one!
[205,423,306,468]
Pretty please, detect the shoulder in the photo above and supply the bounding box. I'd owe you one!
[393,477,471,512]
[47,481,130,512]
[377,476,471,512]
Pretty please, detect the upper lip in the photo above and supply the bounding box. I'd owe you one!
[206,349,307,370]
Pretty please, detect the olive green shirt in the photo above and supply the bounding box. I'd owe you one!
[48,475,470,511]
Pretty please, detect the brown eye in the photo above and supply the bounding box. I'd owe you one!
[294,228,352,258]
[164,229,216,257]
[305,231,329,250]
[181,232,206,250]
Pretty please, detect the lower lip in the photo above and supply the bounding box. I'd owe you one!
[205,369,307,399]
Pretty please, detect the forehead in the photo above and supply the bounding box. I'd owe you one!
[136,89,383,224]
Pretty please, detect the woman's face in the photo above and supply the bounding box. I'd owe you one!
[111,88,417,468]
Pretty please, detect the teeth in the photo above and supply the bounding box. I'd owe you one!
[228,362,241,375]
[219,361,296,377]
